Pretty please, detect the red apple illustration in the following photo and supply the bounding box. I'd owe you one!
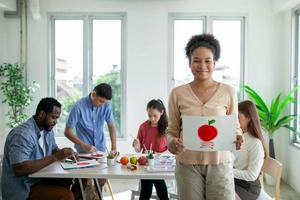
[198,120,218,141]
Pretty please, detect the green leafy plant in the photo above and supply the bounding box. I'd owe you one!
[243,85,299,158]
[0,63,39,128]
[147,152,154,159]
[107,152,115,159]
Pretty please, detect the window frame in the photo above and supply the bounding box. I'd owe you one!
[168,13,246,99]
[292,9,300,146]
[48,13,127,139]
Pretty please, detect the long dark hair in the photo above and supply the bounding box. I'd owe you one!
[238,100,268,158]
[147,99,168,137]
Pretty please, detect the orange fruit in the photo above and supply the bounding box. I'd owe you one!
[120,156,129,165]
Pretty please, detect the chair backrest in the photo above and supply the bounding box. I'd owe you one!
[260,157,283,200]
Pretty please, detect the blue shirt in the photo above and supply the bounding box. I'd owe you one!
[1,117,58,200]
[66,94,114,153]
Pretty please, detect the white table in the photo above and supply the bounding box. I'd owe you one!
[30,161,175,199]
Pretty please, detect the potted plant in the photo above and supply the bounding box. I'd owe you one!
[146,152,154,166]
[243,85,299,158]
[0,63,39,128]
[107,152,115,166]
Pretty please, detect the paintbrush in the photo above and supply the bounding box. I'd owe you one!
[72,153,78,164]
[143,144,148,153]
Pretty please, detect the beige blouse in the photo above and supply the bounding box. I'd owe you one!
[167,83,242,165]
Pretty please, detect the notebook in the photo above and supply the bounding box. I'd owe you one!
[182,115,237,151]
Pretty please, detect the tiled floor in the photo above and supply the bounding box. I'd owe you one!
[102,179,300,200]
[264,181,300,200]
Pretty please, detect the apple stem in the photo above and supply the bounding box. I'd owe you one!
[208,119,216,126]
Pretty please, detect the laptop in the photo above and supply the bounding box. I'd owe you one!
[182,114,237,151]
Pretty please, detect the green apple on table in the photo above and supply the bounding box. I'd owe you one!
[130,155,138,165]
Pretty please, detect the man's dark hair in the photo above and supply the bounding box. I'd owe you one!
[93,83,113,100]
[35,97,61,115]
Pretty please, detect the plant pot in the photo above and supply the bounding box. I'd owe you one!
[269,138,275,159]
[107,158,115,166]
[147,158,154,166]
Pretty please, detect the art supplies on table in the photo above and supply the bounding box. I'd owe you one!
[145,154,175,172]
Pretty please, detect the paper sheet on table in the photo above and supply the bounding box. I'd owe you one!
[146,165,175,172]
[78,151,105,159]
[60,159,100,170]
[182,115,236,151]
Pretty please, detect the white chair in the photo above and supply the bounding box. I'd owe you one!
[257,157,283,200]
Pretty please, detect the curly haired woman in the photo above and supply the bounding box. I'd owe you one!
[167,33,243,200]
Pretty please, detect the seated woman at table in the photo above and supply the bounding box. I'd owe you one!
[233,100,268,200]
[132,99,169,200]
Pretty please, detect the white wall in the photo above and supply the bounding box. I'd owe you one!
[0,9,20,153]
[1,0,294,188]
[0,0,16,10]
[277,9,300,193]
[272,0,300,12]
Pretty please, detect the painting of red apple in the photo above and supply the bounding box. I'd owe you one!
[198,119,218,141]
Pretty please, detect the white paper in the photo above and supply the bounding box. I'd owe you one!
[182,115,237,151]
[60,159,100,170]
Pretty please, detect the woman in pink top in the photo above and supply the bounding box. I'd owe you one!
[167,34,243,200]
[132,99,169,200]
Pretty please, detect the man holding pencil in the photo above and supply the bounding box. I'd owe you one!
[1,97,80,200]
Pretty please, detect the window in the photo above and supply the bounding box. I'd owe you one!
[169,14,245,95]
[49,14,126,138]
[293,10,300,144]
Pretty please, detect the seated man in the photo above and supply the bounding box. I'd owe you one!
[1,97,79,200]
